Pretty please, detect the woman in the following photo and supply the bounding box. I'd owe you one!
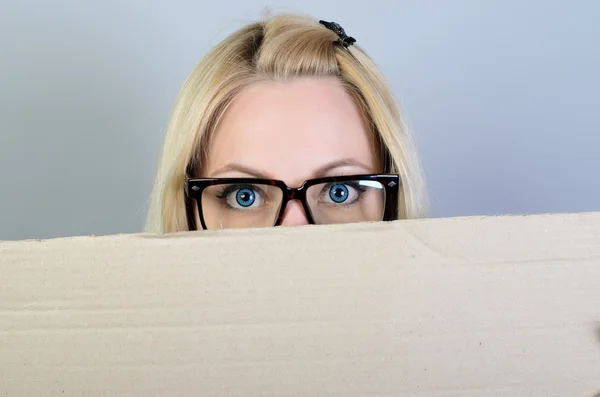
[146,14,428,232]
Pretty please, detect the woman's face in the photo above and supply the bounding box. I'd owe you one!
[201,76,380,227]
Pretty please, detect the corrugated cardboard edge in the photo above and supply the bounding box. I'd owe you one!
[1,212,600,396]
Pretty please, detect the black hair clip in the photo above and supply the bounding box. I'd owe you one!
[319,20,356,49]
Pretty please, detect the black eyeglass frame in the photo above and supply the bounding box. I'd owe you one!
[184,174,401,231]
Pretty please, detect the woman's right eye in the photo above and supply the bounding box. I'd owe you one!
[221,185,265,210]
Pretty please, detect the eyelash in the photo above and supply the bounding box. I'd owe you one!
[216,181,366,194]
[215,184,250,199]
[215,184,266,201]
[329,180,366,191]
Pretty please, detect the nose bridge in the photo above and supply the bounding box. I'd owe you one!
[286,185,304,201]
[280,192,309,226]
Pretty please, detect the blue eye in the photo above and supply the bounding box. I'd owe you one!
[236,188,255,207]
[328,184,349,203]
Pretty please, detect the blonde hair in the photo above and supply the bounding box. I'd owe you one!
[146,13,429,233]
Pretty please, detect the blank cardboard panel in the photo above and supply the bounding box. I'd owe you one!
[1,213,600,396]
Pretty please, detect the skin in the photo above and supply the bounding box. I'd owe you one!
[201,76,380,227]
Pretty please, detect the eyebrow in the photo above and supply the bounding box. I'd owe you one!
[210,164,270,179]
[312,159,372,178]
[210,158,372,180]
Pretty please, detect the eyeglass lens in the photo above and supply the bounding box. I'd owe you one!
[200,180,386,230]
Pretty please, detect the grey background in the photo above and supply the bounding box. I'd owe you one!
[1,0,598,240]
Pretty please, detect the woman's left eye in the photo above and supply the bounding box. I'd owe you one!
[322,183,360,204]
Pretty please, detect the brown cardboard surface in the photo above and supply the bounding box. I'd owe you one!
[1,213,600,396]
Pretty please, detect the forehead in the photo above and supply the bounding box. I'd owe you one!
[203,77,377,183]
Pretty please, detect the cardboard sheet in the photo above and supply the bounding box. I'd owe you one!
[1,213,600,396]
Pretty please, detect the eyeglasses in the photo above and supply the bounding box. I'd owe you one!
[185,174,400,230]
